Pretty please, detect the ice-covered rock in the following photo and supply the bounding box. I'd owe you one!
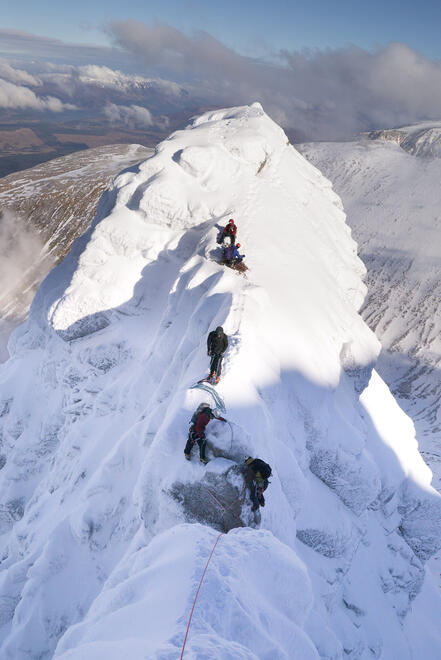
[170,459,259,532]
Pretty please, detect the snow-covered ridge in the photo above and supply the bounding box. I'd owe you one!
[366,121,441,157]
[1,103,441,659]
[0,143,153,361]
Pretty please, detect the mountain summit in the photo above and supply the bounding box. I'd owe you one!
[1,103,440,659]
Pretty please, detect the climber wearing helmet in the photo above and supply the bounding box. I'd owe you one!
[223,242,245,267]
[244,457,272,510]
[184,404,226,464]
[206,326,228,384]
[221,219,237,244]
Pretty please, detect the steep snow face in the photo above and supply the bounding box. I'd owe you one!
[300,136,441,598]
[1,104,441,659]
[300,138,441,493]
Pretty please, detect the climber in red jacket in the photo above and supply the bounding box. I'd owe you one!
[221,219,237,245]
[184,404,226,464]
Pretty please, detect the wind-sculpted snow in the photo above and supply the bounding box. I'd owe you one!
[54,525,318,660]
[0,103,441,658]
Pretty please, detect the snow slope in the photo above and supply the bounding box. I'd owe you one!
[0,143,154,362]
[300,136,441,494]
[1,104,441,659]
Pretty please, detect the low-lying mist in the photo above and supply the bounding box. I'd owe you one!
[0,209,53,361]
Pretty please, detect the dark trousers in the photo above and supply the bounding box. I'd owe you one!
[210,353,223,378]
[244,467,264,510]
[223,232,236,245]
[184,429,206,460]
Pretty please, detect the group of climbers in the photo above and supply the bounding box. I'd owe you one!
[184,398,271,510]
[219,219,245,269]
[183,217,271,511]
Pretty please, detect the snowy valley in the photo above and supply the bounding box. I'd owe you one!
[0,105,441,659]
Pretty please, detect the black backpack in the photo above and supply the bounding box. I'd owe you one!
[247,458,272,479]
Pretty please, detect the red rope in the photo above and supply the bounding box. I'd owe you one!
[204,486,228,511]
[204,480,247,514]
[180,532,223,659]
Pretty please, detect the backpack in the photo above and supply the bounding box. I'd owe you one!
[247,458,272,479]
[190,404,212,425]
[224,245,234,260]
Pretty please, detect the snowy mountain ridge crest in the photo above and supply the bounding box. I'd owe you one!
[1,102,441,659]
[367,121,441,158]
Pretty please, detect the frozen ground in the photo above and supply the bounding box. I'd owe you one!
[0,105,441,658]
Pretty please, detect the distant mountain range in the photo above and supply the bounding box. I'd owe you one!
[365,121,441,157]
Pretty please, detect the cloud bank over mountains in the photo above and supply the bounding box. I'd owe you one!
[104,102,168,129]
[2,22,441,138]
[0,77,75,112]
[0,58,40,86]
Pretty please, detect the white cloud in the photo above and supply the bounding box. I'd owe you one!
[30,63,185,104]
[280,42,441,137]
[0,57,41,86]
[77,64,149,89]
[3,25,441,139]
[72,64,183,97]
[0,209,55,361]
[0,209,44,300]
[0,78,75,112]
[104,102,168,129]
[109,21,441,138]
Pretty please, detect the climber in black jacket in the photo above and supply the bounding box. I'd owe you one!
[244,457,272,510]
[206,326,228,384]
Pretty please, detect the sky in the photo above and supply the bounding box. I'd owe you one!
[1,0,441,140]
[3,0,441,59]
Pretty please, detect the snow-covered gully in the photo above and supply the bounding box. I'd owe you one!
[1,104,441,659]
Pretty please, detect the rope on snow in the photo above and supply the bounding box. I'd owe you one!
[180,532,223,659]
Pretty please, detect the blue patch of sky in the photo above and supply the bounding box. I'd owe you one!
[2,0,441,60]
